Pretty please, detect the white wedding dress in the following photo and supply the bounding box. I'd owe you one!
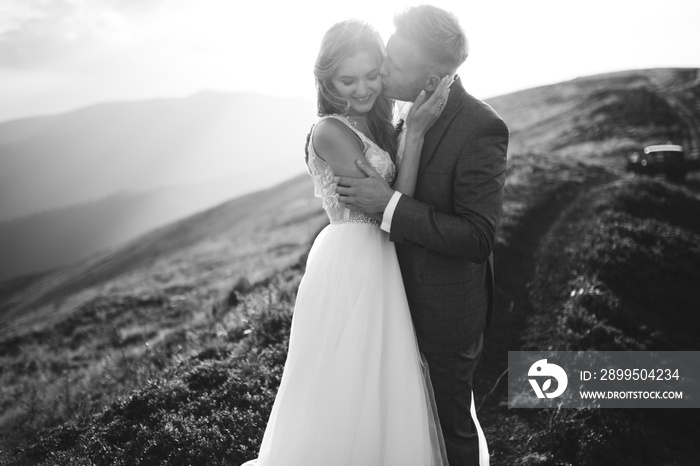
[243,115,447,465]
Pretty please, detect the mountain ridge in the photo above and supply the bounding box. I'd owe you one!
[0,90,317,221]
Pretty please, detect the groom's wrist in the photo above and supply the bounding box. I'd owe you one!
[380,191,402,233]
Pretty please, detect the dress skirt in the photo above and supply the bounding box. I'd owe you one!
[254,223,447,465]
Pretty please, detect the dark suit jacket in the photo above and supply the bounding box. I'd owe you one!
[391,77,509,354]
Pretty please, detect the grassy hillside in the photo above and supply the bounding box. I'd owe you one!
[508,177,700,465]
[9,177,699,466]
[490,68,697,163]
[4,267,304,466]
[527,177,700,352]
[1,68,699,465]
[0,175,327,462]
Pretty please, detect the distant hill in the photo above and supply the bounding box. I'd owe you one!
[0,91,317,280]
[0,91,317,221]
[0,175,271,280]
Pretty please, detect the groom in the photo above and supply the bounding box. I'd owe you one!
[335,5,508,465]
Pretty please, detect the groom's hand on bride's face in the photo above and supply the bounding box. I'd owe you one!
[334,160,394,214]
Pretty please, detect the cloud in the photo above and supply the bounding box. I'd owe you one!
[0,0,167,69]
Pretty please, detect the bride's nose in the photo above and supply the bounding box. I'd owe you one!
[356,80,368,96]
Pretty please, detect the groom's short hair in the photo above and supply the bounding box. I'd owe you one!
[394,5,468,74]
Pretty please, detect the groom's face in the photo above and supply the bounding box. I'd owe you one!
[380,33,430,102]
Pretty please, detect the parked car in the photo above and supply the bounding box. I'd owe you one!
[626,143,688,182]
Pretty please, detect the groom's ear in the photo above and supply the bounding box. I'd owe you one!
[423,74,441,93]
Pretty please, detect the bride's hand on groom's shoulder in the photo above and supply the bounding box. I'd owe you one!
[406,75,451,139]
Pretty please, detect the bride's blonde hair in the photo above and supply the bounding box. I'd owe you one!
[314,19,397,159]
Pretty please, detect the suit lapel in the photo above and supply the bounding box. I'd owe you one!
[418,78,466,178]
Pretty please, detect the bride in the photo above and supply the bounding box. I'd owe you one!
[242,19,450,465]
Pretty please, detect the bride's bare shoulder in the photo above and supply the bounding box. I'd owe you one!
[313,116,362,149]
[311,116,366,177]
[313,117,363,157]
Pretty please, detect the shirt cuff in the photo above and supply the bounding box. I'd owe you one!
[381,191,402,233]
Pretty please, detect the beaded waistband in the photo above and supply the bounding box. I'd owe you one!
[329,218,381,226]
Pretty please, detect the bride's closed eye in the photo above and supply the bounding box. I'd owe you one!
[339,77,381,89]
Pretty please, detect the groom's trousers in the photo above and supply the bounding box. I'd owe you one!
[423,333,484,466]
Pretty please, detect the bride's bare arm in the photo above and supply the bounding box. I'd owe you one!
[392,76,451,197]
[312,118,369,178]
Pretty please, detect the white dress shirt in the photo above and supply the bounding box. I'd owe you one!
[381,101,412,233]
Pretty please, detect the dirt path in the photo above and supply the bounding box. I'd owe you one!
[470,166,620,461]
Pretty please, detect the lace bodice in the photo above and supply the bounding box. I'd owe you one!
[306,115,396,226]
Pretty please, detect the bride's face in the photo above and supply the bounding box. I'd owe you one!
[330,50,382,116]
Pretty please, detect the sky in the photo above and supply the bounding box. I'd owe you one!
[1,0,699,123]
